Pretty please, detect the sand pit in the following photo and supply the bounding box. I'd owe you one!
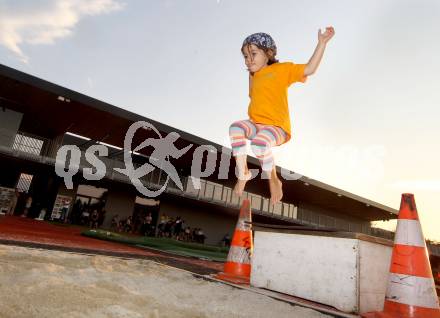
[0,244,331,318]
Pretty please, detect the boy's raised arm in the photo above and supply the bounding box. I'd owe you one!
[304,26,335,76]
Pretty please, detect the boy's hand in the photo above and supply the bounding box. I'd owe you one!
[305,26,334,76]
[318,26,335,45]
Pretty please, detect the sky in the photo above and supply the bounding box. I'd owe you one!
[0,0,439,241]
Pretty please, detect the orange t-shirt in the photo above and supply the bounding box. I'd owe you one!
[248,62,307,142]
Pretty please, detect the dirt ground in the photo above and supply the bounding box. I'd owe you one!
[0,244,332,318]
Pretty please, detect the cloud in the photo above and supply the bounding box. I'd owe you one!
[388,179,440,192]
[0,0,124,63]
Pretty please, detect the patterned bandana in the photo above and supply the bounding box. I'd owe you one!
[242,32,277,53]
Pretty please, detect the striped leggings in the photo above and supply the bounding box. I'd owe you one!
[229,119,287,172]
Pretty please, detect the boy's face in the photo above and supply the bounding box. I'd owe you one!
[242,44,269,73]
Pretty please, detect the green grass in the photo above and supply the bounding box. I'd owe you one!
[81,229,228,262]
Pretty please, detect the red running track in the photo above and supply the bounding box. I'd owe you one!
[0,215,223,275]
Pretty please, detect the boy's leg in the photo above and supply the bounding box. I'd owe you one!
[229,120,257,196]
[267,166,283,205]
[250,126,287,205]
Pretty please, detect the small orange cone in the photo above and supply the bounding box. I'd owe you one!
[362,193,440,318]
[216,199,253,285]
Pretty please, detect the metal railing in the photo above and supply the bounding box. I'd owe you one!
[0,130,54,164]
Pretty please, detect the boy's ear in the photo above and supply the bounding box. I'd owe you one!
[266,49,275,59]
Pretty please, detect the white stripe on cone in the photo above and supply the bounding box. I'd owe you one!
[227,246,251,264]
[236,219,251,231]
[394,219,426,248]
[386,273,440,309]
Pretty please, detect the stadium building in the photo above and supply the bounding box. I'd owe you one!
[0,63,437,260]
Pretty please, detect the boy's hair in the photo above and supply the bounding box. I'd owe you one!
[241,44,278,65]
[241,32,279,65]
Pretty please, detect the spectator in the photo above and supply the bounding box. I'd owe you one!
[60,203,69,223]
[145,212,153,236]
[174,216,183,240]
[98,209,106,227]
[81,208,90,225]
[183,226,191,242]
[118,220,124,233]
[124,216,133,233]
[197,228,206,244]
[192,228,199,242]
[222,233,231,247]
[158,214,167,237]
[7,189,19,216]
[22,194,32,217]
[164,218,173,238]
[111,214,120,232]
[90,209,99,229]
[141,213,153,236]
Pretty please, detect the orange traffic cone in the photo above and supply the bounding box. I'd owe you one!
[362,193,440,318]
[216,199,253,285]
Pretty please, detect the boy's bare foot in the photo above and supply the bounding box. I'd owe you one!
[269,177,283,205]
[233,171,252,197]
